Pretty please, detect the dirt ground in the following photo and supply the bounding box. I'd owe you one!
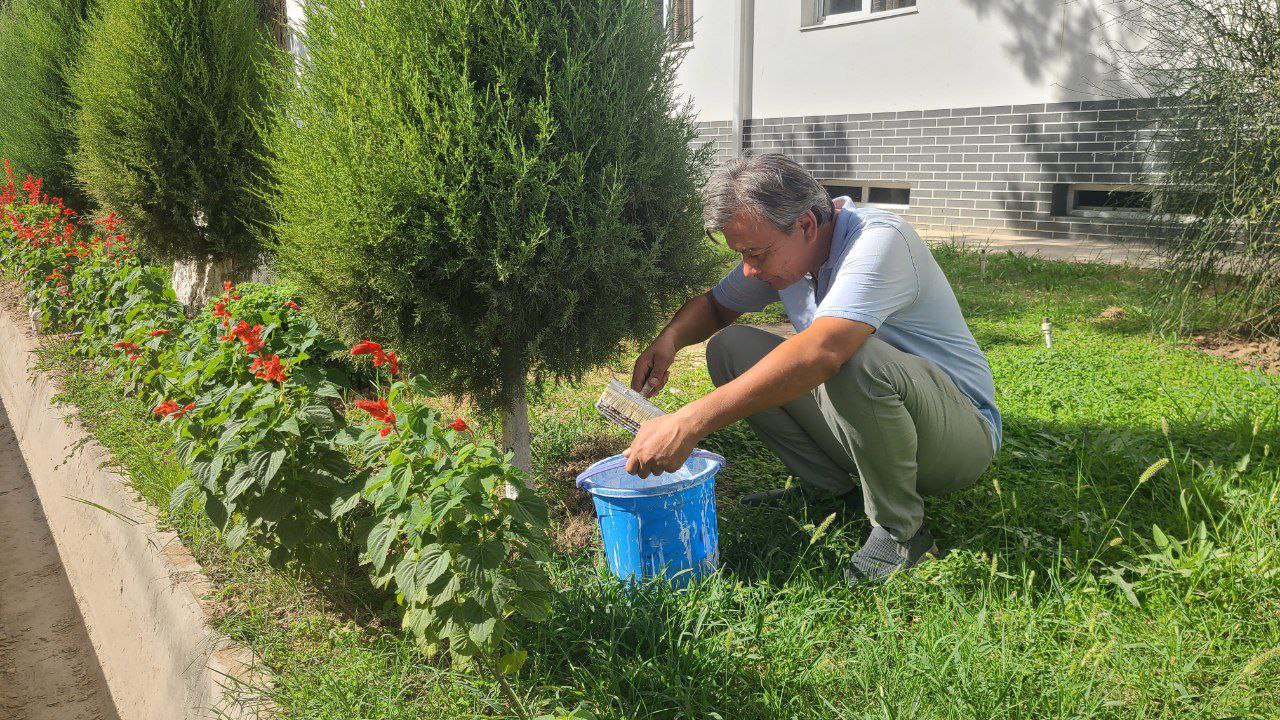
[1191,334,1280,375]
[0,400,119,720]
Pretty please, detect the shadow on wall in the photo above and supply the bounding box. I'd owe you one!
[958,0,1143,100]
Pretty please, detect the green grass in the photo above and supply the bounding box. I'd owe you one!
[30,246,1280,719]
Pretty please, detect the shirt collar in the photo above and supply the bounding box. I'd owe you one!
[819,204,862,278]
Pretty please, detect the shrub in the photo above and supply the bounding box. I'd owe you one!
[1108,0,1280,336]
[265,0,718,468]
[68,0,278,273]
[0,0,94,210]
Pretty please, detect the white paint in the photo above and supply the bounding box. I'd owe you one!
[676,0,1147,122]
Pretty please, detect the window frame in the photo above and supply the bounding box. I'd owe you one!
[662,0,695,48]
[821,180,912,210]
[808,0,918,29]
[1066,183,1154,220]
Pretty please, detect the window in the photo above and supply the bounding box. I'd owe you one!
[823,183,864,202]
[662,0,694,45]
[868,186,911,205]
[1074,189,1152,212]
[817,0,916,25]
[1053,184,1152,218]
[822,181,910,209]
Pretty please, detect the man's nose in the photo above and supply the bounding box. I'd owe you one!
[742,260,761,279]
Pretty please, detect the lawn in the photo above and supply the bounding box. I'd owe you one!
[40,245,1280,719]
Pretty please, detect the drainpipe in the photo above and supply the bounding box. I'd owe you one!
[730,0,754,158]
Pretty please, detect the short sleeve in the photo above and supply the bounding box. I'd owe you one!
[711,261,780,313]
[813,223,919,329]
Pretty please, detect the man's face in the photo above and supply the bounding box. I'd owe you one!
[722,209,818,290]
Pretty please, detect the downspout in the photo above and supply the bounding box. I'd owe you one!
[730,0,754,158]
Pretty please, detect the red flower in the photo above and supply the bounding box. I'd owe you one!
[250,354,288,384]
[350,340,382,357]
[112,340,138,350]
[152,400,179,416]
[93,211,123,233]
[223,280,235,294]
[152,400,193,418]
[374,350,400,375]
[212,301,231,319]
[149,328,170,336]
[283,301,300,310]
[242,326,265,354]
[449,418,469,432]
[352,340,400,375]
[224,321,265,353]
[45,272,64,280]
[355,398,396,436]
[128,354,140,361]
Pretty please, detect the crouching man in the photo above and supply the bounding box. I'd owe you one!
[623,153,1001,583]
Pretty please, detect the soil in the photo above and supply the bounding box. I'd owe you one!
[1190,334,1280,375]
[547,432,628,554]
[0,402,119,720]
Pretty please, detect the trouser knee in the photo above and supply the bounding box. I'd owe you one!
[706,324,770,388]
[822,335,898,402]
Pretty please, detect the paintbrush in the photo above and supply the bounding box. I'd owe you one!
[595,378,665,434]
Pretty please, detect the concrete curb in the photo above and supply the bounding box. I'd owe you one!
[0,299,269,720]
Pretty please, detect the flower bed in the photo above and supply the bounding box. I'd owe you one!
[0,162,555,698]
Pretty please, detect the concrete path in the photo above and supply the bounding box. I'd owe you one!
[920,231,1162,268]
[0,399,119,720]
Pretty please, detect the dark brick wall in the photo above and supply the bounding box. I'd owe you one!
[695,98,1167,243]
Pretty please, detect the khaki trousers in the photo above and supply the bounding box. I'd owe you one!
[706,325,995,541]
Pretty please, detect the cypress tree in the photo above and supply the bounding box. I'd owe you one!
[266,0,718,471]
[69,0,278,310]
[0,0,94,209]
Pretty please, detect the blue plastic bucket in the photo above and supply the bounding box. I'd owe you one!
[576,450,725,586]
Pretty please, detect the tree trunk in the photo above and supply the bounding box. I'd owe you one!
[171,255,236,317]
[501,371,533,492]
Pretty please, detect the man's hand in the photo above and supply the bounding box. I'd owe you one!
[622,412,700,478]
[632,336,677,398]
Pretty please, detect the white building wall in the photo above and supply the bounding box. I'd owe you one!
[671,0,739,122]
[681,0,1143,122]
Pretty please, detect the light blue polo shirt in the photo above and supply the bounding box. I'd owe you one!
[711,205,1002,454]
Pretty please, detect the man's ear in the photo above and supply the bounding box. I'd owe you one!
[799,209,818,242]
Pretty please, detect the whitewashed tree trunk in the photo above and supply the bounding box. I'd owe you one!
[500,373,533,494]
[172,255,235,317]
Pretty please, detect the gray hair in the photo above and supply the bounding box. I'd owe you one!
[702,153,834,235]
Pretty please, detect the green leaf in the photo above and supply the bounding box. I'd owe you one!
[468,616,498,647]
[1151,524,1169,550]
[264,447,287,487]
[277,416,301,436]
[225,518,249,550]
[363,515,401,573]
[226,463,257,501]
[298,403,336,430]
[169,478,197,514]
[255,492,296,524]
[497,649,527,676]
[510,590,551,622]
[276,516,305,549]
[330,491,361,519]
[205,494,229,528]
[418,545,452,586]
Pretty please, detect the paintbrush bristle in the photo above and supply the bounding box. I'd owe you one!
[596,378,665,434]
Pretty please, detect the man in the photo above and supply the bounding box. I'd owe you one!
[622,153,1001,582]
